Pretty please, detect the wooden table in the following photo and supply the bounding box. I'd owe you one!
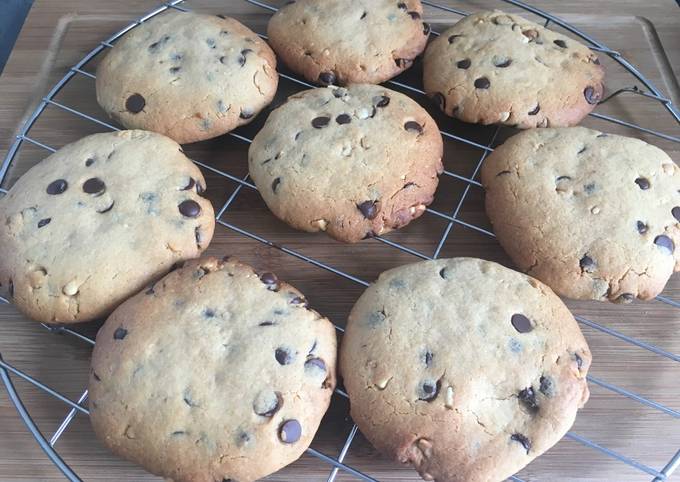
[1,1,679,480]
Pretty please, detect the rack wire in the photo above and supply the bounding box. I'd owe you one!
[0,0,679,480]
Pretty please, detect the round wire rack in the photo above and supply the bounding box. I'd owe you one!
[0,0,679,481]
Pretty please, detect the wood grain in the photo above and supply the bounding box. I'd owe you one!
[0,1,678,481]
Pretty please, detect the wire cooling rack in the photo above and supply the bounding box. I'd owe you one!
[0,0,679,480]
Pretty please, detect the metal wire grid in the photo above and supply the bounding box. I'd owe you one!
[0,0,678,480]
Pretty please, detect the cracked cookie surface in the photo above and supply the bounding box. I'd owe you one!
[0,130,214,323]
[340,257,591,482]
[96,11,278,144]
[481,127,680,303]
[89,257,337,482]
[267,0,429,85]
[423,10,604,128]
[248,84,444,243]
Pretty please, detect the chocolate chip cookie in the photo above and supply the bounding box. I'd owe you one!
[96,11,278,144]
[248,84,444,243]
[482,127,680,303]
[89,257,337,482]
[341,257,591,482]
[267,0,430,85]
[423,10,604,128]
[0,130,214,324]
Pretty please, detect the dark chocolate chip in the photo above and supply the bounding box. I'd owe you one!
[579,255,595,273]
[495,58,512,68]
[528,104,540,115]
[448,34,461,44]
[408,11,421,19]
[169,66,181,74]
[511,314,533,333]
[553,39,567,48]
[93,372,101,382]
[578,146,587,154]
[539,376,555,397]
[432,92,446,110]
[203,308,216,318]
[304,357,326,374]
[312,116,330,128]
[46,179,68,195]
[574,353,584,369]
[672,206,680,222]
[272,177,281,193]
[254,390,282,417]
[259,321,276,326]
[360,11,367,19]
[290,296,307,307]
[83,177,106,196]
[422,350,433,367]
[423,22,431,35]
[654,235,674,255]
[181,178,196,191]
[404,121,423,134]
[336,114,352,125]
[278,419,301,443]
[474,77,490,89]
[439,267,449,279]
[357,200,378,220]
[395,58,412,69]
[260,272,279,290]
[584,86,601,104]
[240,109,254,119]
[556,176,571,181]
[417,379,440,401]
[637,221,648,234]
[178,200,201,218]
[318,71,336,86]
[518,387,538,412]
[635,177,650,190]
[457,58,471,69]
[125,93,145,113]
[584,183,596,195]
[113,327,128,340]
[275,347,294,365]
[374,95,390,108]
[397,2,407,10]
[38,218,51,228]
[85,158,95,167]
[511,433,531,453]
[97,201,115,214]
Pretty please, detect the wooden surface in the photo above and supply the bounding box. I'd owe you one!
[0,0,679,481]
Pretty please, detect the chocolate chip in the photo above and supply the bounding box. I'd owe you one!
[97,201,115,214]
[635,177,650,190]
[654,235,674,255]
[579,255,595,273]
[83,177,106,196]
[336,114,351,125]
[357,200,378,220]
[374,95,390,108]
[85,158,95,167]
[528,104,540,115]
[311,116,330,128]
[432,92,446,110]
[240,109,254,119]
[553,39,567,48]
[670,206,680,222]
[422,350,433,367]
[181,178,196,191]
[178,200,201,218]
[637,221,648,234]
[408,11,421,19]
[448,34,461,44]
[46,179,68,195]
[318,71,336,85]
[494,58,512,68]
[615,293,635,304]
[584,183,596,195]
[304,357,326,374]
[125,93,145,113]
[202,308,216,318]
[539,376,555,397]
[290,296,307,307]
[397,2,407,9]
[278,419,301,443]
[439,267,449,279]
[93,372,101,382]
[260,272,279,290]
[557,176,571,182]
[404,121,423,134]
[518,387,538,412]
[578,146,587,154]
[37,218,51,228]
[395,58,412,69]
[584,86,601,104]
[511,433,531,453]
[511,314,533,333]
[169,66,181,74]
[474,77,490,89]
[113,327,128,340]
[254,390,282,417]
[417,379,440,401]
[423,22,431,35]
[457,58,471,69]
[272,177,281,193]
[259,321,276,326]
[275,347,294,365]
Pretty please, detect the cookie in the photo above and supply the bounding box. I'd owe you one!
[96,11,278,144]
[267,0,429,85]
[248,84,444,243]
[89,257,337,482]
[340,257,591,482]
[0,130,214,323]
[423,10,604,128]
[481,127,680,303]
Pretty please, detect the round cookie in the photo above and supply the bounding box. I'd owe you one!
[267,0,430,85]
[96,11,278,144]
[0,130,214,324]
[248,84,444,243]
[423,10,604,128]
[89,257,337,482]
[481,127,680,303]
[341,257,591,482]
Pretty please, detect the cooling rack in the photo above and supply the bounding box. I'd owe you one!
[0,0,679,480]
